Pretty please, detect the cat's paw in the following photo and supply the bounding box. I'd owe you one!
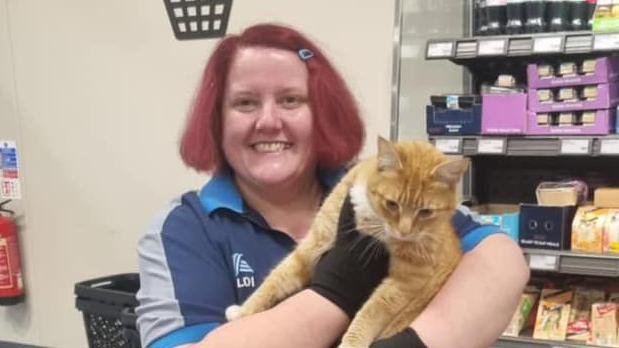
[337,343,368,348]
[225,305,243,321]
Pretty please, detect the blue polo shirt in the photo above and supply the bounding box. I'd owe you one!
[135,172,502,348]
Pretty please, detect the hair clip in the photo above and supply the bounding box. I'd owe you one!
[298,48,314,62]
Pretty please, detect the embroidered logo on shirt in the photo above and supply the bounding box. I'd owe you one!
[232,253,255,289]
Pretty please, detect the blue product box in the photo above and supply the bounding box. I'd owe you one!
[426,104,482,136]
[478,213,519,242]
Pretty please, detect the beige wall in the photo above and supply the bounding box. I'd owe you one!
[0,0,395,346]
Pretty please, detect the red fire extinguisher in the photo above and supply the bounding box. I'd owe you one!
[0,200,24,305]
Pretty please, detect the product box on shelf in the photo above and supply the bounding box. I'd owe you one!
[595,188,619,208]
[481,93,527,134]
[472,204,519,242]
[527,57,619,89]
[526,109,614,135]
[528,83,619,113]
[519,204,577,250]
[425,105,482,135]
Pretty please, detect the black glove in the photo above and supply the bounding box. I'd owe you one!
[370,328,428,348]
[309,194,389,318]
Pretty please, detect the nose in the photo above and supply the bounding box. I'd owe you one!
[398,214,414,234]
[255,101,283,131]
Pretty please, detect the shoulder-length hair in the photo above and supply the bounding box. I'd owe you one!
[179,23,365,173]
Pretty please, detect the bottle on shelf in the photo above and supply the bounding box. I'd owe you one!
[506,0,526,34]
[524,0,546,33]
[586,0,597,30]
[476,0,489,35]
[569,0,588,31]
[486,0,508,35]
[547,0,569,32]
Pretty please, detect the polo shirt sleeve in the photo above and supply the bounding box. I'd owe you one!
[452,205,506,253]
[136,198,234,348]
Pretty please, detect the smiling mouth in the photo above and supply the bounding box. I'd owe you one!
[252,142,292,153]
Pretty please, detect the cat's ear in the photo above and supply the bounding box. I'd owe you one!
[431,158,470,185]
[377,136,401,172]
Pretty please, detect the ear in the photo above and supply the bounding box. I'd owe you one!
[431,158,470,185]
[377,136,401,172]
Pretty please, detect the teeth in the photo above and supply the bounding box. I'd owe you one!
[253,142,289,153]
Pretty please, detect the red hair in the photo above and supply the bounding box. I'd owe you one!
[179,23,365,173]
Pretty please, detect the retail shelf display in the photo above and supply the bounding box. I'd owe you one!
[426,31,619,61]
[430,135,619,156]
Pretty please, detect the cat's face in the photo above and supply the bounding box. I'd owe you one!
[359,138,469,243]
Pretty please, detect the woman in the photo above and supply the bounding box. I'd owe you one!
[136,23,529,348]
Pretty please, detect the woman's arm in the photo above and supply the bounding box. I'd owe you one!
[412,234,530,348]
[196,289,348,348]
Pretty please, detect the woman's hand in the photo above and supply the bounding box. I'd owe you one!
[309,194,390,318]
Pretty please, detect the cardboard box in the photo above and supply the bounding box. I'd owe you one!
[526,109,614,135]
[481,93,527,135]
[595,188,619,208]
[572,206,606,254]
[473,204,519,242]
[519,204,576,250]
[537,187,580,207]
[425,105,482,135]
[527,57,619,88]
[533,289,573,341]
[528,83,619,113]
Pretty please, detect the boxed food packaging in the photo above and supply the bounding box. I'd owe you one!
[528,83,619,113]
[533,289,573,341]
[481,93,527,135]
[590,303,619,346]
[472,204,519,242]
[425,105,482,135]
[572,206,606,254]
[526,109,614,136]
[527,58,619,88]
[604,210,619,255]
[504,290,540,337]
[595,188,619,209]
[536,180,587,207]
[519,204,576,250]
[566,288,606,342]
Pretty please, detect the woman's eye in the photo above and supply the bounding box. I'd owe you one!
[418,209,434,219]
[233,99,257,112]
[385,200,399,212]
[281,95,303,109]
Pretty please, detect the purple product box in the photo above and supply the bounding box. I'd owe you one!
[528,83,619,113]
[526,109,613,135]
[481,93,527,134]
[527,57,619,89]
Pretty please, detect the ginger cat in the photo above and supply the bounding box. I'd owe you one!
[226,137,469,347]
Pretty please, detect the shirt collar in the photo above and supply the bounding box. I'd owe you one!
[199,167,347,215]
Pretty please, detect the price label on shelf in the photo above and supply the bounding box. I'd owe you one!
[533,36,563,53]
[593,33,619,51]
[435,138,461,154]
[600,139,619,155]
[427,42,454,58]
[477,39,506,56]
[560,139,590,155]
[528,254,559,271]
[477,138,505,154]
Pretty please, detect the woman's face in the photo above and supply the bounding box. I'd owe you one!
[221,47,316,189]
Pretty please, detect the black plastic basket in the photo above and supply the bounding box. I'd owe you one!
[163,0,233,40]
[75,273,141,348]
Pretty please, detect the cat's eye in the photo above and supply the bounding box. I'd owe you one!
[385,200,399,212]
[418,208,434,219]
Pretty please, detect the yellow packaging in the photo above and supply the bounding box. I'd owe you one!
[504,292,540,337]
[595,188,619,208]
[533,289,573,341]
[604,211,619,255]
[572,206,606,254]
[590,303,619,346]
